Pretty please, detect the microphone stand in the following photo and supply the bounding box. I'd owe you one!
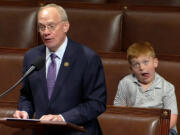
[0,66,35,98]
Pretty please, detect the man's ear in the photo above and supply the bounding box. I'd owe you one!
[63,21,70,33]
[154,58,159,68]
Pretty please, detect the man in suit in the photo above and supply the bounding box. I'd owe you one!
[13,3,106,135]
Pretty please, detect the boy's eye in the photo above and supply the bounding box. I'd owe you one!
[143,60,149,65]
[132,63,140,68]
[131,60,150,68]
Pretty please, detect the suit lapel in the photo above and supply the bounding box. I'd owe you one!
[39,62,49,102]
[35,46,49,102]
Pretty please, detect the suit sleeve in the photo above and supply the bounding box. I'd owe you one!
[18,54,35,118]
[61,54,107,125]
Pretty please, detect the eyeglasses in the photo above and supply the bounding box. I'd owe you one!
[38,21,63,32]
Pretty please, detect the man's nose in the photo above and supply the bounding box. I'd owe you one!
[43,28,51,36]
[44,28,51,33]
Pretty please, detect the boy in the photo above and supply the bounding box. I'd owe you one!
[114,42,178,135]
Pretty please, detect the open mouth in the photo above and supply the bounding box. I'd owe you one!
[141,72,149,78]
[44,38,53,43]
[45,38,52,41]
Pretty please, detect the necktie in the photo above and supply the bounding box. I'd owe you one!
[47,53,57,99]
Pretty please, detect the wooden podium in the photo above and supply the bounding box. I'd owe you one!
[0,118,86,135]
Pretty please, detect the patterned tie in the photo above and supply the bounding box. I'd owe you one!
[47,53,57,99]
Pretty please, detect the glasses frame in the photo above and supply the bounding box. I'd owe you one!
[38,21,63,32]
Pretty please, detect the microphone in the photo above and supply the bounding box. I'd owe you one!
[0,56,45,98]
[23,57,45,78]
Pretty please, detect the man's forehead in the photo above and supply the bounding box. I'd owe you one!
[38,10,61,23]
[38,7,60,18]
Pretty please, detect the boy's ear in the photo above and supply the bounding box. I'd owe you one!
[154,58,159,68]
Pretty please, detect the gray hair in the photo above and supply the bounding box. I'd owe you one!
[38,3,68,21]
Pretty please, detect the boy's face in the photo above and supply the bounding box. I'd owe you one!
[130,55,158,85]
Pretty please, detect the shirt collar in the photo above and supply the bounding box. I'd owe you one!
[151,73,162,89]
[46,36,68,61]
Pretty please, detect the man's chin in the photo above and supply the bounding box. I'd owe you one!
[45,44,58,52]
[44,41,53,45]
[44,42,54,47]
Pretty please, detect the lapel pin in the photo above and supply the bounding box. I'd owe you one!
[64,62,69,67]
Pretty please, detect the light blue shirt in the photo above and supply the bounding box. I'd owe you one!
[114,73,178,114]
[46,37,68,79]
[114,72,178,131]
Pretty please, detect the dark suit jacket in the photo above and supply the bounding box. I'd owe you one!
[18,38,107,135]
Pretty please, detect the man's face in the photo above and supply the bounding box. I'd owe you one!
[130,55,158,85]
[38,7,69,52]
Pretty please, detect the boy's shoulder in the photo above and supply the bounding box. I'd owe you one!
[120,74,137,85]
[155,73,175,89]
